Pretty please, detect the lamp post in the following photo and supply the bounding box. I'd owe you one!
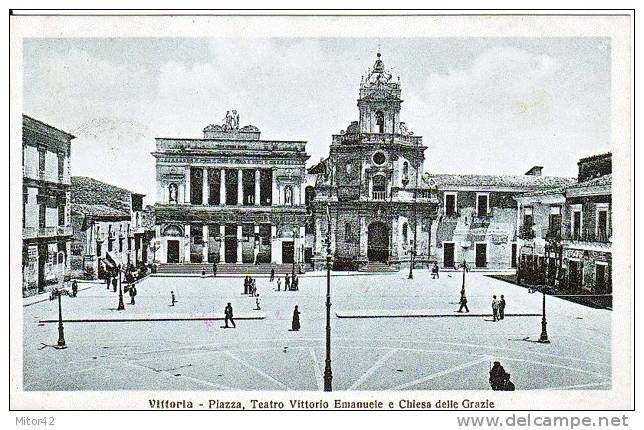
[538,288,550,343]
[117,264,125,311]
[323,203,333,391]
[457,259,468,303]
[52,251,68,348]
[407,240,415,280]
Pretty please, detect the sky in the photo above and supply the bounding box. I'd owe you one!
[23,37,611,203]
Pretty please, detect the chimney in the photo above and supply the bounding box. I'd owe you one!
[525,166,543,176]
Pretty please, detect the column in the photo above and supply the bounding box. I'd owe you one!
[184,224,191,263]
[185,166,191,204]
[236,225,243,264]
[271,224,279,263]
[202,225,209,262]
[237,169,244,206]
[219,224,225,263]
[254,225,260,263]
[359,217,368,258]
[220,169,226,206]
[314,216,322,255]
[254,169,261,206]
[271,169,278,206]
[202,168,209,205]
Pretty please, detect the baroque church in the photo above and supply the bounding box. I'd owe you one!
[308,53,439,270]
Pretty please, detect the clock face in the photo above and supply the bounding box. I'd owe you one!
[372,151,386,166]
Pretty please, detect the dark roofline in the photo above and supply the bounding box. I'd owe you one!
[578,151,611,164]
[23,114,76,140]
[155,137,307,144]
[72,176,145,197]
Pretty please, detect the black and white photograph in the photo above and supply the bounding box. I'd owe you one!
[9,10,634,414]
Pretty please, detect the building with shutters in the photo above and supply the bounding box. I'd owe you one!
[152,115,309,266]
[22,115,75,297]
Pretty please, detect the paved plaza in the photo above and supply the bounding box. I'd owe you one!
[22,270,611,391]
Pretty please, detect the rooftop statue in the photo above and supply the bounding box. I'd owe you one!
[366,52,393,86]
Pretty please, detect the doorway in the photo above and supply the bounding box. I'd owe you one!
[367,221,390,263]
[282,241,294,264]
[475,243,487,268]
[443,242,455,268]
[166,240,180,263]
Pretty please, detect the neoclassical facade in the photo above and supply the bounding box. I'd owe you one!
[152,115,309,265]
[309,53,438,270]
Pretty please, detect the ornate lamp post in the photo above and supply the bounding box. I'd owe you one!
[457,259,468,303]
[117,264,125,311]
[51,251,69,348]
[407,240,415,280]
[323,203,333,391]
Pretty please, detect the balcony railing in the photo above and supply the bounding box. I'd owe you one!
[566,230,611,243]
[38,226,57,237]
[545,228,561,240]
[372,191,387,201]
[518,224,535,239]
[57,225,73,236]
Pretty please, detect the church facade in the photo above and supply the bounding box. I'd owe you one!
[309,53,439,270]
[152,114,309,266]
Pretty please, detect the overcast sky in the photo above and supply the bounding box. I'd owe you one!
[23,37,611,203]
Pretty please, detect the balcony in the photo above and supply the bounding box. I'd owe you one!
[518,224,535,239]
[545,228,562,240]
[57,225,73,236]
[38,226,58,237]
[23,227,37,239]
[372,191,387,201]
[565,230,611,244]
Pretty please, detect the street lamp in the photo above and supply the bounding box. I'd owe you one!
[407,240,415,280]
[51,251,68,348]
[117,264,125,311]
[457,259,468,304]
[323,203,333,391]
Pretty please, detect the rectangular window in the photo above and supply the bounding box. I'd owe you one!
[572,210,582,239]
[596,208,608,241]
[523,207,533,227]
[476,193,489,217]
[38,149,46,173]
[548,206,561,238]
[57,153,65,179]
[444,193,457,216]
[475,243,487,268]
[58,204,65,226]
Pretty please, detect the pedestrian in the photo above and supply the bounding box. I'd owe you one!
[285,273,291,291]
[492,295,499,321]
[129,284,137,305]
[112,276,118,293]
[458,293,469,313]
[171,291,176,306]
[270,268,275,282]
[201,268,206,278]
[244,276,249,295]
[277,277,281,291]
[255,296,261,310]
[291,305,300,331]
[213,262,217,277]
[499,295,506,320]
[431,262,439,279]
[224,302,236,328]
[106,274,111,290]
[71,279,78,297]
[489,361,505,390]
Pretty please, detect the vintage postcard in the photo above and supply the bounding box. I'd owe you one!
[9,11,633,412]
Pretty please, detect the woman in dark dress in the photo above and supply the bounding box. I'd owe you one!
[291,305,300,331]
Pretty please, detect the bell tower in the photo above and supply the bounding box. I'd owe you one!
[357,52,402,134]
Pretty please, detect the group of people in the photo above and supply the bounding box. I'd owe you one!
[492,295,507,321]
[244,276,258,296]
[104,267,138,305]
[269,269,299,291]
[489,361,515,391]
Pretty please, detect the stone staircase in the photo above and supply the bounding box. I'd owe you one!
[358,262,399,273]
[155,263,299,276]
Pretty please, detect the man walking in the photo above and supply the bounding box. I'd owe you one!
[492,295,499,321]
[431,262,440,279]
[224,302,236,328]
[170,291,176,306]
[212,262,217,277]
[129,284,137,305]
[112,276,118,293]
[458,293,469,313]
[270,268,275,282]
[285,273,291,291]
[499,295,506,320]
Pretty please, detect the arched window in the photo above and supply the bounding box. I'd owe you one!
[372,175,386,200]
[284,186,293,205]
[375,111,385,133]
[402,222,409,243]
[345,223,352,243]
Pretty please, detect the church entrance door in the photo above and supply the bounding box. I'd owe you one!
[367,221,390,263]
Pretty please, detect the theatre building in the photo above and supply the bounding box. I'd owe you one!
[152,116,309,266]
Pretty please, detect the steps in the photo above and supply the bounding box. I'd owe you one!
[155,263,299,275]
[358,262,399,273]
